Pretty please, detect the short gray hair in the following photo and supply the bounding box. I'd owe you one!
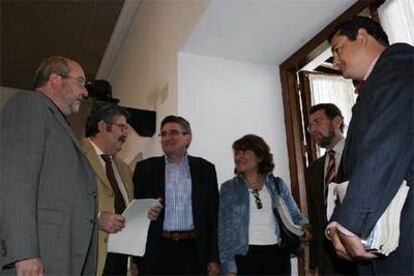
[33,56,71,89]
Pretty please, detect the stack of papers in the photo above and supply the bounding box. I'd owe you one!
[326,180,409,256]
[108,199,160,256]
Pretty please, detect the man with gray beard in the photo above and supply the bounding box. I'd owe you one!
[305,103,357,275]
[1,56,97,275]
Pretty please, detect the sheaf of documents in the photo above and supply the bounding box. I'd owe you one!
[108,198,160,256]
[326,180,409,256]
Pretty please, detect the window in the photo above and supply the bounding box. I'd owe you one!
[378,0,414,45]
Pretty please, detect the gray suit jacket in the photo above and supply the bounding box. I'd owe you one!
[0,92,97,274]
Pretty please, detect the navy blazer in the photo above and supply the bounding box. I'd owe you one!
[133,155,219,273]
[333,43,413,274]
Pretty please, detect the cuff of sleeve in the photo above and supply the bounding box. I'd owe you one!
[221,261,237,274]
[326,221,357,239]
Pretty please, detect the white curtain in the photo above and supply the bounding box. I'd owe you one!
[308,74,357,135]
[378,0,414,45]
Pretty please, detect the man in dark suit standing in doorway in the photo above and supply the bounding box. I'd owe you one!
[327,16,413,275]
[306,103,357,275]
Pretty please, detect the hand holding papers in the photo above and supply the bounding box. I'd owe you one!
[108,199,162,256]
[326,180,409,256]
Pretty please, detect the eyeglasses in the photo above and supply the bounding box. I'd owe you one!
[60,75,86,87]
[307,117,330,132]
[110,122,129,131]
[234,149,255,157]
[250,189,263,209]
[159,129,188,137]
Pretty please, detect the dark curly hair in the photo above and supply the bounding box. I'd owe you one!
[85,101,129,137]
[232,134,275,174]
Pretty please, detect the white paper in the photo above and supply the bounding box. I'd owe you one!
[326,181,349,220]
[326,183,337,221]
[108,199,160,256]
[326,180,409,256]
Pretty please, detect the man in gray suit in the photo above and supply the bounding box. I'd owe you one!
[0,56,97,275]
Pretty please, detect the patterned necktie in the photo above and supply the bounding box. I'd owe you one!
[101,154,126,214]
[324,149,336,200]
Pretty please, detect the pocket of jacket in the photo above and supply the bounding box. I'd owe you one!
[38,208,65,226]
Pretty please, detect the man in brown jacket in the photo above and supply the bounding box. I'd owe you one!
[82,101,134,275]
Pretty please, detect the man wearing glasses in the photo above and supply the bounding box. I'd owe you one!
[305,103,357,275]
[82,101,135,276]
[0,56,97,275]
[132,115,220,275]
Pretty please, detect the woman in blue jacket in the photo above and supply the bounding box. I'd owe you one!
[219,134,309,275]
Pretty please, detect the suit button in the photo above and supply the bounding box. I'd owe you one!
[89,219,94,224]
[1,240,7,257]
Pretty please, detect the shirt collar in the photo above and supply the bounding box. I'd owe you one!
[89,138,105,156]
[236,173,271,185]
[363,54,381,81]
[332,137,345,154]
[165,153,188,166]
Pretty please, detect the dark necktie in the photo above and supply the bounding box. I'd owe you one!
[101,154,126,214]
[324,149,336,201]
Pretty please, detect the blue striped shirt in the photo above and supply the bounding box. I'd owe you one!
[163,155,194,231]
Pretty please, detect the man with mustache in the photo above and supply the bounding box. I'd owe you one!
[82,101,134,276]
[306,103,357,275]
[1,56,97,275]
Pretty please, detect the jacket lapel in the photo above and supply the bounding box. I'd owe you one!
[155,157,166,200]
[39,93,84,154]
[114,156,133,200]
[81,138,112,190]
[266,175,278,207]
[235,176,249,204]
[188,156,200,209]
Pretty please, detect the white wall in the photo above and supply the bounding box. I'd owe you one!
[109,0,211,162]
[178,53,290,185]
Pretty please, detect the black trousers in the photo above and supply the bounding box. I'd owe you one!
[102,253,128,276]
[235,244,291,275]
[156,237,203,275]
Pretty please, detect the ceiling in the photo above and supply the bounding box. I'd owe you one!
[182,0,357,65]
[1,0,125,91]
[1,0,357,92]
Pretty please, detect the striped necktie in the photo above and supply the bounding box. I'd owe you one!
[101,154,126,214]
[324,149,336,200]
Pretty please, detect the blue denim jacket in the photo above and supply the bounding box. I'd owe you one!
[218,174,307,273]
